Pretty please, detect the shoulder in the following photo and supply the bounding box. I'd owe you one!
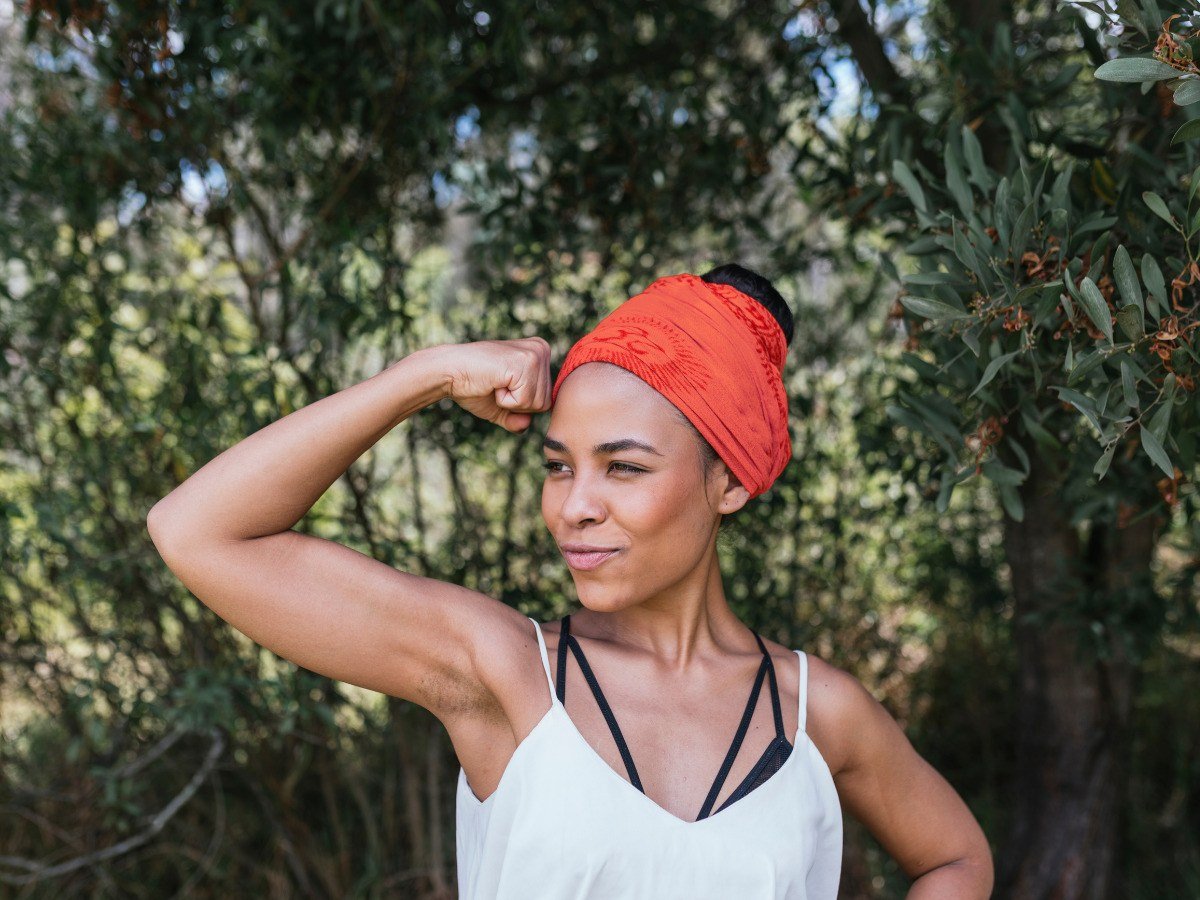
[801,651,888,779]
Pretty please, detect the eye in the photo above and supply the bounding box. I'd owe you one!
[541,461,645,474]
[610,462,645,474]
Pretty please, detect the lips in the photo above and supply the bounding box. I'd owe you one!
[562,548,620,571]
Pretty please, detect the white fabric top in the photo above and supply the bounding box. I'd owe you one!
[455,616,843,898]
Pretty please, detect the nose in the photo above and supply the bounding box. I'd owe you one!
[556,470,608,526]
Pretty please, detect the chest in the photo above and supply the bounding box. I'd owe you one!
[455,710,839,900]
[562,682,793,821]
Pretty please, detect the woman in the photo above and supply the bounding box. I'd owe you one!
[148,264,993,898]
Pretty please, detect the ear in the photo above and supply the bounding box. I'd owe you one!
[714,464,751,516]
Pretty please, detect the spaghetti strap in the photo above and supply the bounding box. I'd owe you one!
[560,614,646,792]
[796,650,808,735]
[753,631,786,739]
[527,616,555,700]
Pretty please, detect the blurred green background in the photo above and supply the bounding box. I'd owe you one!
[2,0,1199,897]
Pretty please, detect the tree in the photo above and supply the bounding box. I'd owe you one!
[3,0,1198,896]
[824,2,1200,895]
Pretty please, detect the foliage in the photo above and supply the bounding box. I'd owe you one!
[3,0,1200,896]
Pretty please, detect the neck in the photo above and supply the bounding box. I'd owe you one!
[571,551,756,673]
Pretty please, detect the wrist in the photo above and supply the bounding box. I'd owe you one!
[402,343,455,402]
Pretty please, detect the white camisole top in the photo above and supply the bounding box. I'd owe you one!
[455,616,843,898]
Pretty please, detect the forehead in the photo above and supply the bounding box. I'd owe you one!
[547,362,687,450]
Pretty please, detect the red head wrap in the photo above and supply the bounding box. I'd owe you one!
[550,272,791,499]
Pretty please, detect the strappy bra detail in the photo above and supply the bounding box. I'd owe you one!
[556,613,793,821]
[453,615,844,899]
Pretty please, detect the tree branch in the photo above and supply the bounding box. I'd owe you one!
[0,728,226,887]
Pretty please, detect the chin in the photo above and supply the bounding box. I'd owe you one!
[573,588,639,614]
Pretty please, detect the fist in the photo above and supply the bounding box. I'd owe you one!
[441,337,553,433]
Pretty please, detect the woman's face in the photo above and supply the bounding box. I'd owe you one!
[541,362,747,611]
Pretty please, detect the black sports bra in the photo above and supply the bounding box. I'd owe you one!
[555,614,794,821]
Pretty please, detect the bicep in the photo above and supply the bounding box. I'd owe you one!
[149,521,521,719]
[832,674,991,881]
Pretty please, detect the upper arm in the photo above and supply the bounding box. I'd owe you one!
[820,660,993,883]
[147,510,527,722]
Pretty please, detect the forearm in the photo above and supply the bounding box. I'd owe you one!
[148,344,450,544]
[906,856,993,899]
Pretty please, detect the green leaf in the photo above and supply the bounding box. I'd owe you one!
[902,271,966,286]
[1050,165,1072,213]
[1052,386,1104,435]
[1115,304,1145,342]
[1073,215,1118,237]
[1077,276,1115,345]
[904,235,945,255]
[901,390,965,443]
[994,177,1012,249]
[1115,0,1146,35]
[1020,405,1062,450]
[1093,441,1118,481]
[901,351,949,383]
[961,124,990,190]
[885,403,929,435]
[982,458,1028,486]
[1010,200,1036,260]
[1112,245,1143,313]
[945,139,973,216]
[1188,207,1200,237]
[997,482,1025,521]
[1067,348,1109,385]
[1149,373,1176,440]
[1141,254,1168,317]
[1171,117,1200,144]
[1006,435,1031,475]
[935,466,959,513]
[900,295,973,320]
[1142,191,1178,228]
[1094,57,1184,82]
[892,160,927,213]
[1140,426,1175,477]
[962,321,982,357]
[952,220,983,273]
[970,350,1022,397]
[1120,359,1139,409]
[1174,79,1200,105]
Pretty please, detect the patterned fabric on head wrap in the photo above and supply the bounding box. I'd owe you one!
[550,272,791,499]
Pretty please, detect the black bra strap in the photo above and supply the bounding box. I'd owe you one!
[697,650,770,819]
[752,630,786,740]
[558,614,785,820]
[559,615,645,792]
[555,615,569,704]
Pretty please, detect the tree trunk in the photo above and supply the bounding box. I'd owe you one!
[996,449,1159,899]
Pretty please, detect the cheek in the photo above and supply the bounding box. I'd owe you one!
[622,477,709,539]
[540,472,706,534]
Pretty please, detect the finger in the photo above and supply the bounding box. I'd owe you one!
[535,341,552,411]
[529,339,550,412]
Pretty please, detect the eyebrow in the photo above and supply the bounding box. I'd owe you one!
[542,436,664,457]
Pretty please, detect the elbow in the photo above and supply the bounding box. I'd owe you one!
[910,840,994,898]
[146,499,182,554]
[935,848,995,899]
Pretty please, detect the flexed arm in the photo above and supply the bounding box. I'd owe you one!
[147,338,552,717]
